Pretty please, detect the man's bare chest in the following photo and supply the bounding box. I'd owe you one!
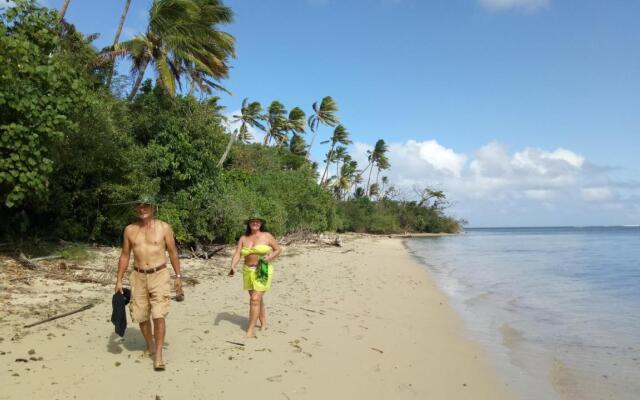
[129,227,165,249]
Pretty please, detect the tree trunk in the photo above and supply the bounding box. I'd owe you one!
[366,163,373,196]
[217,129,238,168]
[106,0,132,88]
[127,59,149,101]
[320,143,335,185]
[59,0,71,20]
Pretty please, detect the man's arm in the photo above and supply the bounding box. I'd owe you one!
[115,227,132,293]
[164,223,182,292]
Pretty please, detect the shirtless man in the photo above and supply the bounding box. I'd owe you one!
[114,196,182,371]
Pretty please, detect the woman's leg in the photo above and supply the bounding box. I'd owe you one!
[259,296,267,330]
[247,290,263,337]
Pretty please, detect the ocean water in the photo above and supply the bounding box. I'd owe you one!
[406,227,640,400]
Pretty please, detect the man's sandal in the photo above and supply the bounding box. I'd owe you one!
[154,358,166,371]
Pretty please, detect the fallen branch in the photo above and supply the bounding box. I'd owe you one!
[16,253,39,270]
[31,255,63,262]
[23,303,94,328]
[300,307,325,315]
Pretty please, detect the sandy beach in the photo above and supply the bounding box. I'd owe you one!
[0,236,513,400]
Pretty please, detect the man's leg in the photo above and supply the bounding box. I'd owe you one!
[139,320,154,355]
[153,318,165,368]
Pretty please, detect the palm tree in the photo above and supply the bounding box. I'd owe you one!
[285,107,306,147]
[368,183,380,198]
[106,0,133,89]
[334,159,358,200]
[289,134,308,157]
[380,176,389,197]
[107,0,235,100]
[217,98,264,167]
[307,96,339,151]
[333,146,349,179]
[320,125,351,185]
[374,155,390,194]
[59,0,71,20]
[365,139,388,195]
[263,101,288,146]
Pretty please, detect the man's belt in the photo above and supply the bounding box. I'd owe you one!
[134,264,167,274]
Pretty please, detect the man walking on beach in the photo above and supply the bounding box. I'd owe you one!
[114,195,182,371]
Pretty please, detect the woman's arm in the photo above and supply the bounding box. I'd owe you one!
[229,236,244,276]
[265,233,281,263]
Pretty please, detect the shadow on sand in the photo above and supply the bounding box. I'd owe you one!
[214,312,248,329]
[107,327,170,355]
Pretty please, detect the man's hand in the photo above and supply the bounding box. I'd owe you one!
[114,280,124,294]
[175,278,183,294]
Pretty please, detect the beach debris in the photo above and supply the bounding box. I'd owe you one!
[15,358,28,362]
[266,374,283,382]
[225,341,245,347]
[370,347,384,354]
[16,253,39,270]
[27,349,35,355]
[115,362,121,367]
[23,303,94,328]
[300,307,325,315]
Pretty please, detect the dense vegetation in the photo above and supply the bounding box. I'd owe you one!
[0,0,462,245]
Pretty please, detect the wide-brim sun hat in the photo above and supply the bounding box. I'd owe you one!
[133,194,159,206]
[245,213,266,224]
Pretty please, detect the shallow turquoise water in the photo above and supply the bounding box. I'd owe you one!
[406,227,640,400]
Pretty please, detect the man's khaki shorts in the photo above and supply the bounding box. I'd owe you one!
[129,268,171,323]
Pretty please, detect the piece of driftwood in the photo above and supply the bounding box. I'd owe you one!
[31,255,63,262]
[23,303,94,328]
[16,253,39,270]
[300,307,325,315]
[225,340,245,347]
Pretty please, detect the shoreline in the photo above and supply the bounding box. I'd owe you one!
[0,236,512,399]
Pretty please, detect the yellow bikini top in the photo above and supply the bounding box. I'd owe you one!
[240,244,272,257]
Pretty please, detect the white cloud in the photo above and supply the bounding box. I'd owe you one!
[581,187,614,203]
[479,0,549,11]
[346,138,638,226]
[0,0,14,8]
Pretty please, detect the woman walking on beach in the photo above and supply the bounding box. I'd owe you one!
[229,215,281,338]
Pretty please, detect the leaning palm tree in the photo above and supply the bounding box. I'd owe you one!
[307,96,339,151]
[365,139,388,195]
[263,101,288,146]
[374,155,390,193]
[59,0,71,20]
[106,0,133,88]
[334,159,358,200]
[333,146,349,179]
[289,134,308,157]
[217,98,264,167]
[320,125,351,185]
[380,176,389,197]
[282,107,306,149]
[106,0,235,100]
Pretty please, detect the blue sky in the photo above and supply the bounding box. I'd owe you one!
[20,0,640,226]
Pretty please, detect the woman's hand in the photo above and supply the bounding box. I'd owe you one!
[228,267,236,276]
